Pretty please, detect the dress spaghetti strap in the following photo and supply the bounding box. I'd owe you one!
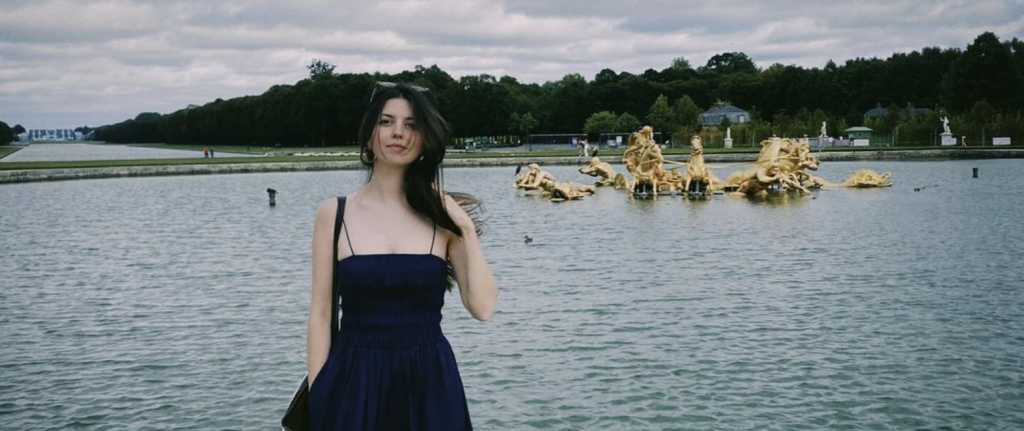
[429,223,437,255]
[342,219,356,256]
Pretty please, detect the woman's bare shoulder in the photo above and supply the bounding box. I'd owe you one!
[314,197,340,226]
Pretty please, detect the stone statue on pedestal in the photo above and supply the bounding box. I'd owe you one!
[941,117,951,135]
[820,121,827,138]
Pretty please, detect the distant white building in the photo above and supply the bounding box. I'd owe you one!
[699,104,750,126]
[27,129,77,141]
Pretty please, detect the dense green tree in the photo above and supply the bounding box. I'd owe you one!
[1009,38,1024,81]
[307,59,336,80]
[539,73,592,133]
[967,100,995,127]
[646,94,678,136]
[865,104,902,140]
[446,74,516,137]
[717,72,760,108]
[94,32,1024,146]
[946,32,1024,112]
[583,111,619,134]
[672,95,702,128]
[521,112,539,136]
[700,52,758,75]
[615,113,641,133]
[670,57,692,71]
[0,121,12,144]
[509,112,539,137]
[12,124,26,135]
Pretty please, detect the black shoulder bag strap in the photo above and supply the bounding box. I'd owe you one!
[281,195,346,431]
[331,196,346,338]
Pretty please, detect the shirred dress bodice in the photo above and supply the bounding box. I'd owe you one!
[310,252,472,431]
[336,254,448,347]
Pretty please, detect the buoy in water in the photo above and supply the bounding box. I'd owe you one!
[267,188,278,206]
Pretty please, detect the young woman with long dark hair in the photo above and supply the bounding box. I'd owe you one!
[305,82,497,430]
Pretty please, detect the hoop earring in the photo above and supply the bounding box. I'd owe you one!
[360,147,376,164]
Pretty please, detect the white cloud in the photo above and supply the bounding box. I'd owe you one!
[0,0,161,44]
[0,0,1021,127]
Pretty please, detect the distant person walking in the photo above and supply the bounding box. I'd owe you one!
[203,146,210,158]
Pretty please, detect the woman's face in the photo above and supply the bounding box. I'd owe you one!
[372,97,421,167]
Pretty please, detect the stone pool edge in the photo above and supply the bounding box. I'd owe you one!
[3,148,1023,184]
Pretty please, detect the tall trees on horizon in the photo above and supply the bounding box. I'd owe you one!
[96,32,1024,146]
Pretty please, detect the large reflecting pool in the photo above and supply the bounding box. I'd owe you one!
[1,160,1022,430]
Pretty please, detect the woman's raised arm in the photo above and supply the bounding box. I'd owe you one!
[444,195,497,321]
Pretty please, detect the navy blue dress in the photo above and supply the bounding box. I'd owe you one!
[308,234,472,431]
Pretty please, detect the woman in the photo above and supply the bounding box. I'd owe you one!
[306,82,498,430]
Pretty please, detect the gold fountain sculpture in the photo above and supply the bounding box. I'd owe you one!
[681,135,722,194]
[621,126,686,196]
[579,157,629,189]
[514,163,596,201]
[723,137,891,194]
[725,137,817,195]
[515,126,891,202]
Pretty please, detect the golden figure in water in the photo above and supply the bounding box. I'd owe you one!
[840,169,892,187]
[726,138,816,195]
[579,157,629,189]
[515,163,595,201]
[538,178,596,201]
[681,135,721,194]
[622,126,684,196]
[514,163,555,190]
[724,137,893,194]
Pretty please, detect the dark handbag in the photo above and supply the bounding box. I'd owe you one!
[282,196,345,431]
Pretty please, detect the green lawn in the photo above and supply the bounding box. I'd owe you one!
[0,146,22,158]
[126,143,354,154]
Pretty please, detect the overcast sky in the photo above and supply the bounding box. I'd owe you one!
[1,0,1022,129]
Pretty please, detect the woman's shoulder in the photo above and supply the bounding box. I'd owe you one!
[314,196,342,225]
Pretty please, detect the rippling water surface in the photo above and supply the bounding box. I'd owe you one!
[1,160,1023,430]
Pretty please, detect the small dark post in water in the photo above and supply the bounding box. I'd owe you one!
[973,167,979,178]
[267,188,278,206]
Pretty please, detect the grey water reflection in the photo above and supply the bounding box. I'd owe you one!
[1,160,1023,430]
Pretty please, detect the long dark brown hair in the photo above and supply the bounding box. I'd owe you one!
[356,83,483,289]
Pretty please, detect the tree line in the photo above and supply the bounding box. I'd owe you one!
[94,32,1024,147]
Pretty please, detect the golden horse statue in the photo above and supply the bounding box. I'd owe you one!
[681,135,721,194]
